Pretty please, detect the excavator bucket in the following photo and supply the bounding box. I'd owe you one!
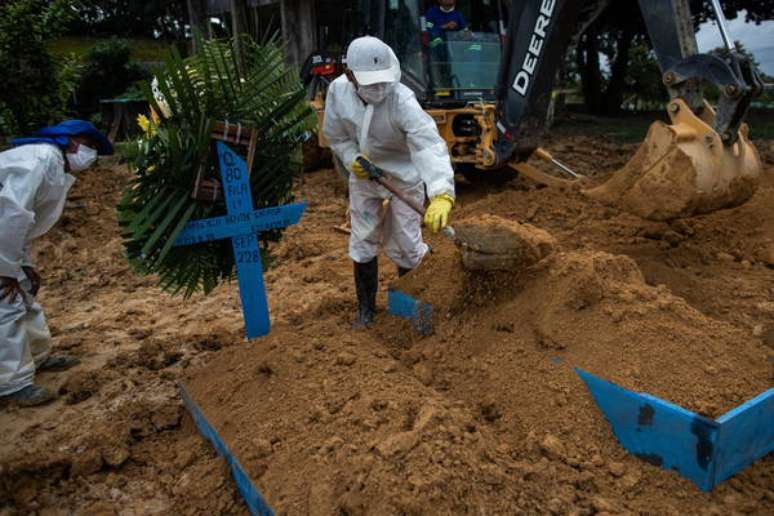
[583,99,762,221]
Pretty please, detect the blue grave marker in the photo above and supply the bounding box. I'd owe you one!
[174,141,306,339]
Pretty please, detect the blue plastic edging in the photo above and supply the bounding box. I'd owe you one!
[179,385,274,516]
[387,289,433,336]
[576,369,774,491]
[715,388,774,484]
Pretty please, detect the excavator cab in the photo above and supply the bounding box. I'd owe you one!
[371,0,506,104]
[357,0,509,170]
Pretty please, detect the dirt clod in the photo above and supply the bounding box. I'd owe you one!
[456,214,555,272]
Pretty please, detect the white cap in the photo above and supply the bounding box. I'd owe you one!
[346,36,401,85]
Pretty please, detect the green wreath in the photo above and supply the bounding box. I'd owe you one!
[118,35,311,298]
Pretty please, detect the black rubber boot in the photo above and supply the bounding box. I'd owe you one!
[353,258,378,328]
[38,354,80,372]
[397,266,412,278]
[5,384,56,407]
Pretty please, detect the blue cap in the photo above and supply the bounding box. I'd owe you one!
[34,119,113,155]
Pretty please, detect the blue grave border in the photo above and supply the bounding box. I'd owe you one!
[179,384,274,516]
[386,289,774,490]
[387,289,434,336]
[577,368,774,491]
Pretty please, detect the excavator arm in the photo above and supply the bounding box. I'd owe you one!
[496,0,763,155]
[495,0,764,220]
[495,0,598,161]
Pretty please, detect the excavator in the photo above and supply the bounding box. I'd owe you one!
[305,0,764,221]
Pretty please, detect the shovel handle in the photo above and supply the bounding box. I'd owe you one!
[372,176,427,216]
[356,157,455,239]
[356,157,427,215]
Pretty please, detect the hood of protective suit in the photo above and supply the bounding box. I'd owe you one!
[346,36,402,86]
[10,119,113,156]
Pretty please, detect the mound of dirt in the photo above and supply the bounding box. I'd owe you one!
[393,241,769,416]
[185,246,771,514]
[4,132,773,515]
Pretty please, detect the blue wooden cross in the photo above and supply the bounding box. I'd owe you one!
[173,141,306,339]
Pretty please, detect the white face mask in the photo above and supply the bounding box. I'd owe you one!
[440,5,455,13]
[66,144,98,172]
[357,83,392,104]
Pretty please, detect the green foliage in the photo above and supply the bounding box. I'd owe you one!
[0,0,77,139]
[75,38,151,115]
[118,35,311,298]
[69,0,188,39]
[51,37,170,62]
[623,43,669,109]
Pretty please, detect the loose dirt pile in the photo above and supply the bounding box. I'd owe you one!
[1,134,772,515]
[184,139,773,514]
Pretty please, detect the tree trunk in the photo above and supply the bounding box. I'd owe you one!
[281,0,318,68]
[187,0,208,52]
[578,29,603,114]
[602,30,635,115]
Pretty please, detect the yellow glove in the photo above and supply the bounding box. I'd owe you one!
[351,154,371,180]
[424,193,454,233]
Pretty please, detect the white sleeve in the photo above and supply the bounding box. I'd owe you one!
[322,85,360,172]
[394,93,455,199]
[0,158,44,280]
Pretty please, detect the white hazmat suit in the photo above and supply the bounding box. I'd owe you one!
[0,144,74,396]
[323,64,455,269]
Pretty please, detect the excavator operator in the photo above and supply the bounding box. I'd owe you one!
[426,0,468,45]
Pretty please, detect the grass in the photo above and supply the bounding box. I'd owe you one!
[51,36,172,62]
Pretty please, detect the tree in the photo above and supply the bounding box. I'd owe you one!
[68,1,188,39]
[692,0,774,25]
[574,0,774,115]
[0,0,79,138]
[576,2,648,115]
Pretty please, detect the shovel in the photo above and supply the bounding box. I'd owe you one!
[355,157,456,239]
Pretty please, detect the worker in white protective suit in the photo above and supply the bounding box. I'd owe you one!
[0,120,112,407]
[323,36,455,328]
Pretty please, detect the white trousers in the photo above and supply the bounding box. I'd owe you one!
[348,176,429,269]
[0,278,51,396]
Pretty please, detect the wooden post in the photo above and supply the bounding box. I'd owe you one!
[230,0,243,74]
[280,0,318,68]
[252,4,260,41]
[187,0,198,53]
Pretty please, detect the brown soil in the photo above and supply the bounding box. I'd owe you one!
[1,134,772,515]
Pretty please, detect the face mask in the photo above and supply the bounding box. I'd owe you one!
[66,144,98,172]
[357,83,391,104]
[440,6,455,13]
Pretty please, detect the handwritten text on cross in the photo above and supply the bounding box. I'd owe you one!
[174,141,306,339]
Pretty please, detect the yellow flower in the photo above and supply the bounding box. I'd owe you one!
[137,114,157,137]
[137,114,150,132]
